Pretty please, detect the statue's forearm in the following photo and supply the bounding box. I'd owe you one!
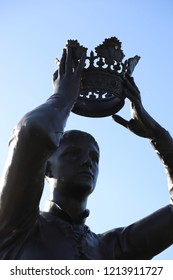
[151,129,173,203]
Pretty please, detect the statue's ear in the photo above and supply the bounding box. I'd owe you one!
[45,161,53,178]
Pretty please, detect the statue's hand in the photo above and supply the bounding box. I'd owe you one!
[52,46,86,105]
[112,77,163,139]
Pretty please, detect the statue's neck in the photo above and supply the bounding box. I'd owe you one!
[50,190,88,221]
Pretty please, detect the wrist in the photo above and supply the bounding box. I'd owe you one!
[47,93,75,112]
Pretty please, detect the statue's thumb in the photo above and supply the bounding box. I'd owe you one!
[112,115,128,128]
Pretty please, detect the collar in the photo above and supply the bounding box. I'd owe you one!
[43,200,90,224]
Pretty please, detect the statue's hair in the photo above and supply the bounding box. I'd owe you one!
[59,130,99,150]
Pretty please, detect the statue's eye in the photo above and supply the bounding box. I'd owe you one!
[90,152,99,164]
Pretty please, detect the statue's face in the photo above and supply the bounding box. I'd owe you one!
[52,137,99,198]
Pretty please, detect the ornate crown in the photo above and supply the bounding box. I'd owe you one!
[65,37,140,117]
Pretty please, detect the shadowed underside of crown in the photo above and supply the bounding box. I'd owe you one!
[66,37,140,117]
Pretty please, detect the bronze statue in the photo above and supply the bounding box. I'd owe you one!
[0,39,173,259]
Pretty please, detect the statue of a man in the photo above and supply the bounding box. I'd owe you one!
[0,45,173,259]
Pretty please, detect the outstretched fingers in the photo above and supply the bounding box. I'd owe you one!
[124,78,141,101]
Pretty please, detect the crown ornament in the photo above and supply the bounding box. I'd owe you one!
[65,37,140,117]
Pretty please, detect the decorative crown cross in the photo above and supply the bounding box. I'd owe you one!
[64,37,140,117]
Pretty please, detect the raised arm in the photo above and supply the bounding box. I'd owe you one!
[112,77,173,204]
[0,46,86,236]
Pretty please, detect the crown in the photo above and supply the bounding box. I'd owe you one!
[65,37,140,117]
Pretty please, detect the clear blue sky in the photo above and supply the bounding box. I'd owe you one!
[0,0,173,260]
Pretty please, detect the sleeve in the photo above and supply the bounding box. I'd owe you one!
[0,93,73,238]
[150,129,173,203]
[101,205,173,259]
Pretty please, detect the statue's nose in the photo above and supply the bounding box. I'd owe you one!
[81,153,92,168]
